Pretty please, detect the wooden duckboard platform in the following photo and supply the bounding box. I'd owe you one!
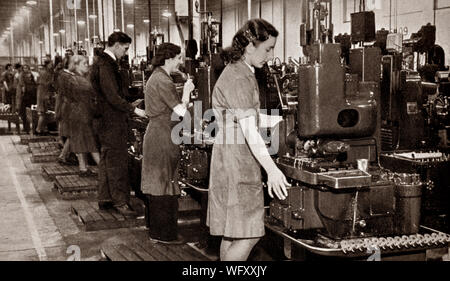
[42,164,98,181]
[28,141,60,153]
[54,174,98,200]
[20,135,56,145]
[30,147,60,163]
[70,198,145,231]
[0,112,21,133]
[100,240,212,261]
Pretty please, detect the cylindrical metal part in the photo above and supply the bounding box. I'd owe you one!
[394,174,422,235]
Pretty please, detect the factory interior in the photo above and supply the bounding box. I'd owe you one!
[0,0,449,264]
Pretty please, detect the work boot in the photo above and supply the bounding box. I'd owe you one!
[115,204,137,218]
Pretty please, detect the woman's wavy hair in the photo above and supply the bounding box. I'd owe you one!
[68,55,87,73]
[221,18,279,64]
[152,43,181,67]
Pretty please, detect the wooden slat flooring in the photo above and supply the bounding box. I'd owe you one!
[42,164,98,181]
[54,175,98,200]
[101,239,213,261]
[42,164,79,180]
[20,135,56,145]
[30,147,60,163]
[28,141,60,153]
[70,198,145,231]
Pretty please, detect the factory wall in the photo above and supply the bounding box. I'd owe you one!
[333,0,450,66]
[207,0,450,66]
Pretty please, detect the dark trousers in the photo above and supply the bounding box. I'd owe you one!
[97,146,130,206]
[18,103,30,134]
[147,195,179,241]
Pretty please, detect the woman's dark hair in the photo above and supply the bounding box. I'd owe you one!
[221,18,279,63]
[107,32,132,47]
[151,43,181,67]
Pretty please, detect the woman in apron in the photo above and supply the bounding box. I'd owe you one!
[207,19,290,261]
[141,43,195,244]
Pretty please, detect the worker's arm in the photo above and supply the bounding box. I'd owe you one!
[173,78,195,117]
[98,63,136,114]
[239,115,290,200]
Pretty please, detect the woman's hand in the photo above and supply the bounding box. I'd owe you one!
[182,79,195,104]
[267,167,290,200]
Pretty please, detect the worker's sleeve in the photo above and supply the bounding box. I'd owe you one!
[99,64,135,113]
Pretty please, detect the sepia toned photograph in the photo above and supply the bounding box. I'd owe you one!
[0,0,449,273]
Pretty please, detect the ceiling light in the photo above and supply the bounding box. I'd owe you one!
[162,10,172,17]
[127,24,134,28]
[26,0,37,5]
[143,19,150,23]
[89,15,97,19]
[77,20,85,25]
[114,28,121,32]
[59,29,65,33]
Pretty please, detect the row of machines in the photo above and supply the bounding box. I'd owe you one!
[266,0,450,260]
[127,0,450,260]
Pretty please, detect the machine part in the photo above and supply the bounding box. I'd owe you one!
[297,43,378,138]
[351,11,376,44]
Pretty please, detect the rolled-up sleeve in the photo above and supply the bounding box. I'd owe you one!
[156,78,180,110]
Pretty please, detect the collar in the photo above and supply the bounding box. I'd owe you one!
[243,60,255,74]
[104,49,116,61]
[155,67,173,81]
[63,69,75,75]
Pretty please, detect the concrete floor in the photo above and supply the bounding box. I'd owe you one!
[0,121,158,261]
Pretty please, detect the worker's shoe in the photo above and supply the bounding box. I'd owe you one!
[114,204,137,218]
[148,235,185,245]
[98,201,114,211]
[79,169,96,177]
[57,157,71,166]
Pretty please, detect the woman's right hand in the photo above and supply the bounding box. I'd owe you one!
[267,167,290,200]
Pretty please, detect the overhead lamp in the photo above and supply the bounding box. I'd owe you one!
[143,19,150,23]
[77,20,85,25]
[92,35,99,39]
[162,10,172,17]
[89,14,97,19]
[78,40,83,44]
[124,0,134,4]
[114,28,121,32]
[26,0,37,5]
[85,38,89,41]
[6,27,10,31]
[126,24,134,28]
[39,41,43,44]
[53,33,59,36]
[59,29,65,33]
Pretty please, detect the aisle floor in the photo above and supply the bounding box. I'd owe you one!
[0,122,164,261]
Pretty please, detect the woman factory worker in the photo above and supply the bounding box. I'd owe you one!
[67,55,100,176]
[141,43,195,244]
[207,19,291,261]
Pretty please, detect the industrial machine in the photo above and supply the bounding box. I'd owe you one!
[378,23,450,234]
[265,0,450,260]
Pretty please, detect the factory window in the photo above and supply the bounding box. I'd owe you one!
[343,0,381,22]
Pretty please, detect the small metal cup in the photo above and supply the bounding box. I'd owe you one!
[357,159,369,172]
